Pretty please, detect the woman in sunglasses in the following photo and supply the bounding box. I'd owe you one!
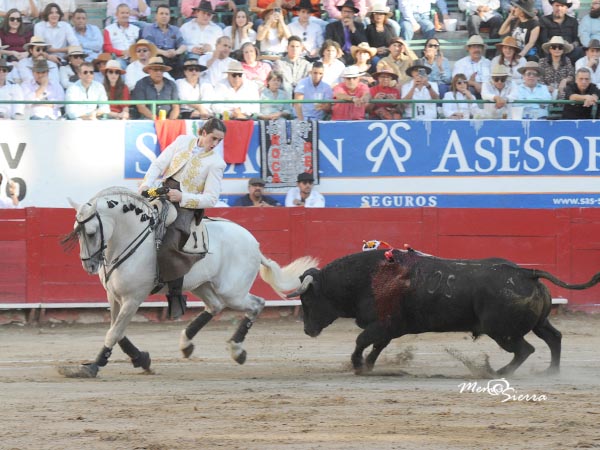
[101,60,130,120]
[442,73,481,119]
[539,36,575,99]
[418,37,451,98]
[0,9,33,62]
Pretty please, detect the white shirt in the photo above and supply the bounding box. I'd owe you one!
[321,59,346,88]
[33,21,79,58]
[575,57,600,85]
[400,0,436,16]
[198,54,235,88]
[175,78,213,112]
[22,77,65,119]
[288,21,323,57]
[17,57,61,85]
[65,80,110,119]
[106,0,150,21]
[222,25,256,50]
[104,22,141,53]
[284,187,325,208]
[442,91,481,118]
[401,80,439,120]
[481,80,517,117]
[210,78,260,115]
[0,82,25,118]
[180,20,223,51]
[452,55,491,84]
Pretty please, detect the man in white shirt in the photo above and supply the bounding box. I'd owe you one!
[198,35,235,88]
[17,36,61,85]
[34,4,79,62]
[106,0,149,24]
[210,60,260,119]
[103,4,141,67]
[180,1,223,60]
[401,64,439,120]
[288,1,324,60]
[22,58,65,119]
[452,34,492,98]
[285,172,325,208]
[65,61,110,119]
[575,39,600,84]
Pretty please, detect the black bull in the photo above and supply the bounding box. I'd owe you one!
[288,249,600,375]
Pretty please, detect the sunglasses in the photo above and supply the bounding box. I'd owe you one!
[9,17,22,22]
[136,48,149,53]
[456,80,467,84]
[70,54,84,59]
[427,44,440,48]
[550,45,564,50]
[524,71,539,76]
[492,76,507,82]
[0,68,9,73]
[80,70,94,75]
[185,67,201,72]
[33,47,46,52]
[229,73,243,77]
[106,70,120,74]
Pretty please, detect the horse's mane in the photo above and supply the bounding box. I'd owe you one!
[88,186,151,213]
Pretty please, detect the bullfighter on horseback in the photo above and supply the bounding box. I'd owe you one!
[139,118,227,319]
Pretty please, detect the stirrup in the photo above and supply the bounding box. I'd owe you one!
[167,294,187,320]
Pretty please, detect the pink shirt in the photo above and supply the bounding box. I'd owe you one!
[242,61,272,86]
[332,82,369,120]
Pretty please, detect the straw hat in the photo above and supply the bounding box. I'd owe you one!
[128,39,158,60]
[24,36,51,50]
[465,35,486,50]
[372,68,398,80]
[67,45,88,58]
[510,0,536,18]
[100,59,126,74]
[517,60,542,75]
[224,60,244,74]
[351,42,377,59]
[495,36,521,51]
[143,56,172,73]
[0,59,13,72]
[541,36,574,54]
[406,64,432,77]
[490,64,511,77]
[369,3,393,17]
[92,52,112,67]
[341,65,363,78]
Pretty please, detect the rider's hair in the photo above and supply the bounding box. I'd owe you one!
[201,118,227,135]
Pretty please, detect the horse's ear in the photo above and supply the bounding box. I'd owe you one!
[67,197,80,211]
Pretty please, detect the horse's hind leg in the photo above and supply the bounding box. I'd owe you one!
[532,318,562,374]
[118,336,152,372]
[227,294,265,365]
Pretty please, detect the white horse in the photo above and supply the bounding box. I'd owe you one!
[60,187,316,378]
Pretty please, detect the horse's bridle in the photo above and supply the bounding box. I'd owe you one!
[77,212,106,263]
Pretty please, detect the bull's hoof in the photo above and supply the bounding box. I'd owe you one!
[58,362,99,378]
[234,349,247,365]
[132,351,152,372]
[181,343,194,359]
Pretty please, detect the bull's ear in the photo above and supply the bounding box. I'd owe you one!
[67,197,80,211]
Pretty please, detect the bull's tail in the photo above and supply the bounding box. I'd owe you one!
[528,269,600,290]
[259,254,319,298]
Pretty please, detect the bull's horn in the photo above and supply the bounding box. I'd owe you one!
[286,275,314,298]
[67,197,80,211]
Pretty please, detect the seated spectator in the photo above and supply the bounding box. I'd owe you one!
[240,42,272,88]
[365,3,398,62]
[233,178,282,207]
[39,0,76,21]
[223,9,257,51]
[0,59,25,119]
[539,36,575,99]
[259,71,295,120]
[59,45,87,90]
[331,65,371,121]
[491,36,527,84]
[0,9,33,63]
[294,61,334,120]
[199,36,236,87]
[181,1,224,60]
[92,52,112,83]
[324,0,367,65]
[273,35,311,92]
[0,173,20,208]
[498,0,540,60]
[65,61,110,119]
[103,4,141,67]
[443,73,481,119]
[176,58,213,119]
[211,60,260,119]
[34,3,78,64]
[452,35,491,98]
[418,38,452,98]
[125,40,164,91]
[319,39,346,87]
[0,1,39,27]
[579,1,600,48]
[376,37,419,87]
[141,4,187,79]
[101,60,130,120]
[323,0,367,22]
[288,0,324,61]
[540,0,580,17]
[256,3,292,59]
[106,0,150,25]
[561,67,600,119]
[22,58,64,120]
[399,0,436,42]
[460,0,503,40]
[539,0,583,64]
[367,68,402,120]
[71,8,103,63]
[514,61,552,118]
[17,36,61,85]
[575,39,600,85]
[349,42,376,86]
[285,172,325,207]
[481,64,516,118]
[401,64,439,120]
[131,57,180,120]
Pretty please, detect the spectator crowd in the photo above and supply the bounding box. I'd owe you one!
[0,0,599,120]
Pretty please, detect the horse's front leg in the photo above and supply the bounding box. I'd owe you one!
[227,294,265,365]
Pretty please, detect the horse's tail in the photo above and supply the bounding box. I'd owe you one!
[526,268,600,290]
[259,254,319,298]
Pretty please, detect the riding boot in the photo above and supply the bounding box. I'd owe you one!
[166,277,187,320]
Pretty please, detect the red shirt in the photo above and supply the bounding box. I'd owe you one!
[0,29,33,52]
[107,84,130,113]
[332,82,369,120]
[369,84,401,111]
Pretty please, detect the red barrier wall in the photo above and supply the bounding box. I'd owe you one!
[2,208,600,308]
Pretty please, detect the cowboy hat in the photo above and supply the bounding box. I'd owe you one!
[549,0,573,8]
[517,60,542,75]
[495,36,521,51]
[584,39,600,51]
[92,52,112,66]
[261,3,284,19]
[31,58,50,72]
[406,64,432,77]
[293,0,317,13]
[465,34,486,50]
[490,64,511,77]
[351,42,377,59]
[372,68,398,80]
[0,59,13,72]
[193,0,215,14]
[336,0,359,14]
[183,58,207,72]
[143,56,172,73]
[23,36,51,50]
[67,45,88,58]
[541,35,574,54]
[248,177,266,186]
[369,3,393,17]
[224,60,244,74]
[341,65,363,78]
[100,59,126,74]
[128,39,158,60]
[510,0,536,17]
[297,172,314,182]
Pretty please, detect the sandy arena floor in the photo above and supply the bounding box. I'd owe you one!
[1,311,599,450]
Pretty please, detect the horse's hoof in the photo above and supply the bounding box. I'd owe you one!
[234,350,247,365]
[58,362,99,378]
[181,344,194,359]
[132,351,151,371]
